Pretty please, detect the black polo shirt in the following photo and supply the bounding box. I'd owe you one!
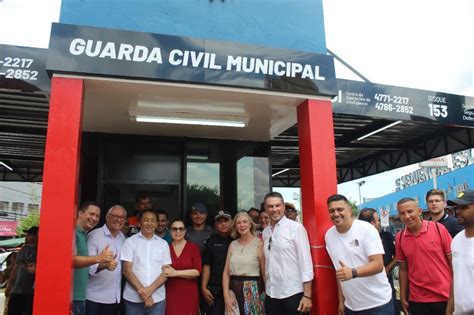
[432,213,464,238]
[202,233,233,291]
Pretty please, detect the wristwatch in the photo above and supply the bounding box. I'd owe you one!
[351,268,358,279]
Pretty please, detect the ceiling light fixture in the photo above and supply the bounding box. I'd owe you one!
[357,120,402,141]
[272,168,290,177]
[134,115,246,128]
[130,106,248,128]
[0,161,13,171]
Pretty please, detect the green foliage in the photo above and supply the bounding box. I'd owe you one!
[347,199,359,218]
[15,211,40,236]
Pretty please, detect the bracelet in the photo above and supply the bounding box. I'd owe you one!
[351,268,358,279]
[303,295,312,300]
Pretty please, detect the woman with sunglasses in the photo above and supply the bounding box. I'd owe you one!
[223,211,265,315]
[163,219,202,315]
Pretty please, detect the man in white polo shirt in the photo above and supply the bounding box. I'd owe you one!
[262,191,313,315]
[325,194,393,315]
[121,209,171,315]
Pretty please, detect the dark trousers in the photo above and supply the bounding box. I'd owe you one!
[203,291,225,315]
[86,300,119,315]
[345,299,394,315]
[8,293,34,315]
[265,292,304,315]
[409,301,447,315]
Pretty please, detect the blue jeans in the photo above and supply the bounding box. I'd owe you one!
[71,301,86,315]
[124,299,165,315]
[345,299,395,315]
[86,299,119,315]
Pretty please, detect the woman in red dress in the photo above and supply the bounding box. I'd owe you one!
[163,219,202,315]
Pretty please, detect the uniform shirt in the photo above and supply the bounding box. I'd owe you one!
[262,216,313,299]
[325,220,392,311]
[396,220,452,302]
[86,224,126,304]
[186,225,213,254]
[73,225,89,301]
[202,233,233,291]
[121,232,171,303]
[430,213,464,238]
[451,231,474,314]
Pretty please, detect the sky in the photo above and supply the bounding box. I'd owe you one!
[0,0,472,204]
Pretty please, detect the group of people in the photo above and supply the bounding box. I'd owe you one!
[325,189,473,315]
[71,192,314,315]
[6,187,472,315]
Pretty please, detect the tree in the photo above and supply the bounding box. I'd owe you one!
[15,211,40,236]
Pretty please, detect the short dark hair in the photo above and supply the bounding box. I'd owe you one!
[169,218,185,227]
[397,197,416,206]
[248,207,259,214]
[327,194,350,206]
[156,209,169,219]
[359,208,377,223]
[425,189,445,201]
[263,192,284,205]
[135,192,151,204]
[140,208,158,220]
[79,201,100,213]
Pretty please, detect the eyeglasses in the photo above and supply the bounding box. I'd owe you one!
[171,227,185,232]
[108,214,127,221]
[268,236,272,250]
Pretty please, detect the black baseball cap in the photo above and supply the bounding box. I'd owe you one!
[447,190,474,206]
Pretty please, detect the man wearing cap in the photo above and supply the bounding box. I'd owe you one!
[186,202,214,254]
[446,190,474,315]
[6,226,39,315]
[85,205,127,315]
[201,210,233,315]
[426,189,463,238]
[396,197,452,315]
[285,202,298,221]
[263,192,313,315]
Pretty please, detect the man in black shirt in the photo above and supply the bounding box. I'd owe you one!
[426,189,463,238]
[359,208,399,314]
[201,210,233,315]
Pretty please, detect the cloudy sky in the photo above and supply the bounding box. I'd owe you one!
[1,0,472,203]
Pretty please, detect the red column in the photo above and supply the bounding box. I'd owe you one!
[34,77,84,314]
[297,99,338,314]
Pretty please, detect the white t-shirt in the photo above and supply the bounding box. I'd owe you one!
[121,232,172,303]
[325,220,392,311]
[451,231,474,315]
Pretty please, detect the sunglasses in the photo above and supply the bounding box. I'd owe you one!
[171,227,185,232]
[268,236,272,250]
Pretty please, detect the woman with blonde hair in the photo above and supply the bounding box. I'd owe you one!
[223,211,265,315]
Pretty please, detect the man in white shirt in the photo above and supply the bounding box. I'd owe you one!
[262,192,313,315]
[121,209,171,315]
[324,194,393,315]
[446,190,474,315]
[86,205,127,315]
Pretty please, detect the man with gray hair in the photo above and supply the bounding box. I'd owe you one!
[85,205,127,315]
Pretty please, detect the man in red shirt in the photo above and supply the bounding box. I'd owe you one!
[395,197,452,315]
[128,193,153,236]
